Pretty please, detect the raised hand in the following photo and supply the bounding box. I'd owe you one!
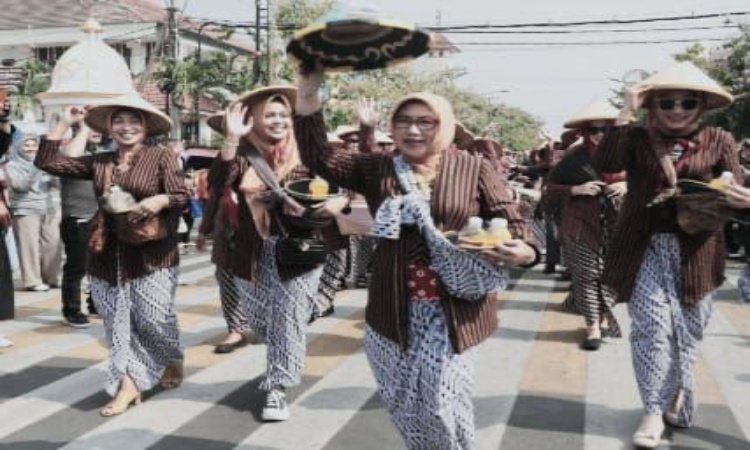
[296,64,325,116]
[225,102,252,142]
[63,105,87,127]
[356,98,379,128]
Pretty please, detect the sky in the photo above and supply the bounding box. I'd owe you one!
[179,0,750,136]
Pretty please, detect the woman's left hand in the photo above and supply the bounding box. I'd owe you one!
[604,181,628,199]
[480,239,536,267]
[310,195,350,219]
[723,183,750,209]
[133,195,169,220]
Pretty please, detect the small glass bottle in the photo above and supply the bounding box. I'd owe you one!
[459,216,486,244]
[485,218,512,246]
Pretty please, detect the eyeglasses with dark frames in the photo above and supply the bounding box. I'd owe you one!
[393,116,440,132]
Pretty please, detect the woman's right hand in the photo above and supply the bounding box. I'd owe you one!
[571,181,605,196]
[296,64,325,116]
[225,102,252,143]
[63,106,86,127]
[221,103,252,160]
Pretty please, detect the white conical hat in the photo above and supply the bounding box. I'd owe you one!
[636,61,733,110]
[564,99,620,129]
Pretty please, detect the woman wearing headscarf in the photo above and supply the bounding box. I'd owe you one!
[5,123,62,292]
[295,67,539,449]
[209,86,349,421]
[35,97,188,417]
[546,99,625,350]
[594,62,745,448]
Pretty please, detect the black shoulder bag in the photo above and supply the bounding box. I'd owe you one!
[239,142,328,267]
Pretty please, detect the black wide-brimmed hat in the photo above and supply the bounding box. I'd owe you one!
[286,1,431,72]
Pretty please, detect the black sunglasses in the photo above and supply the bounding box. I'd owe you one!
[587,126,610,135]
[657,98,701,111]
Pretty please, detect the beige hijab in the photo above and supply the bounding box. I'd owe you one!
[238,94,300,237]
[391,92,457,183]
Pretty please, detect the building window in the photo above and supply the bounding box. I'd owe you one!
[144,42,157,67]
[111,43,132,68]
[35,46,68,66]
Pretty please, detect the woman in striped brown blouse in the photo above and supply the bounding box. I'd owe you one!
[209,86,349,422]
[295,67,538,449]
[594,62,744,448]
[546,99,625,351]
[198,113,257,354]
[35,97,188,417]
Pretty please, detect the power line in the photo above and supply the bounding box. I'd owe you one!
[428,10,750,30]
[439,24,739,35]
[453,37,731,47]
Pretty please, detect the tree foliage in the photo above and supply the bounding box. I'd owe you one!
[671,32,750,139]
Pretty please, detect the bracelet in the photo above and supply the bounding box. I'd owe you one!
[224,139,240,148]
[519,243,542,269]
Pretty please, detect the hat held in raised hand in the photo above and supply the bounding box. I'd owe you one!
[286,1,431,72]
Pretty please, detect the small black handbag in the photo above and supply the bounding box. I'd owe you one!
[275,236,328,266]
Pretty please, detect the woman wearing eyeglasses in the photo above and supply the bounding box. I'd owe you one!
[295,67,538,449]
[545,99,624,351]
[594,62,744,448]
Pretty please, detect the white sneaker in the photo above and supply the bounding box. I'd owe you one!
[27,284,50,292]
[0,335,13,348]
[262,389,290,422]
[633,414,665,448]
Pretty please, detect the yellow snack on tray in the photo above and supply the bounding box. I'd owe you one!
[309,177,329,200]
[708,171,734,190]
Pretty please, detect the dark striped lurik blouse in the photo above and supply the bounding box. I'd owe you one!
[594,125,743,305]
[545,144,625,250]
[35,139,188,284]
[297,112,536,353]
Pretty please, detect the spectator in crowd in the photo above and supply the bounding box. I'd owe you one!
[59,111,108,327]
[0,98,15,326]
[5,120,61,292]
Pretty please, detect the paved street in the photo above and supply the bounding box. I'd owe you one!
[1,252,749,449]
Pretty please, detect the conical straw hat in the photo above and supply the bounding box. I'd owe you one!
[636,61,733,110]
[234,85,297,111]
[564,99,620,129]
[85,94,172,136]
[335,125,359,139]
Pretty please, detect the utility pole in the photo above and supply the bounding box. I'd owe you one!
[252,0,264,85]
[266,0,277,85]
[165,0,181,140]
